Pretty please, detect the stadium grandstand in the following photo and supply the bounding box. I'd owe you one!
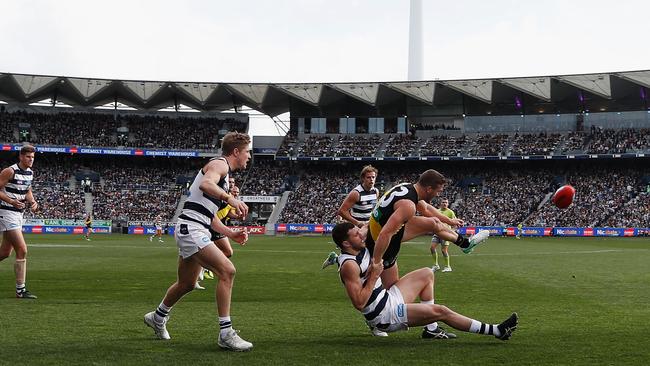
[1,70,650,237]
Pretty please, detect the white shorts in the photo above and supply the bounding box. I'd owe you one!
[0,210,23,232]
[155,226,163,231]
[366,285,409,333]
[175,222,213,259]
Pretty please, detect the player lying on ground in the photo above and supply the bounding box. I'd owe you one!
[332,222,518,340]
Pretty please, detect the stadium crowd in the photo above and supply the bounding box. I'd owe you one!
[419,135,466,157]
[467,134,509,156]
[384,134,421,157]
[297,135,333,157]
[276,127,650,159]
[0,109,243,151]
[93,188,182,222]
[335,135,383,157]
[279,167,356,224]
[586,128,650,154]
[277,162,650,229]
[526,168,641,227]
[510,133,562,156]
[237,161,295,196]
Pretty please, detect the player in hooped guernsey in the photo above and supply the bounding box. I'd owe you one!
[143,132,254,352]
[323,166,380,270]
[0,145,39,299]
[149,214,164,243]
[339,165,380,227]
[332,222,518,341]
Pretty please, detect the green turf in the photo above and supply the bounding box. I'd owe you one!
[1,234,649,365]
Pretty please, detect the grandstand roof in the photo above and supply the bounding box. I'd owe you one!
[1,70,650,117]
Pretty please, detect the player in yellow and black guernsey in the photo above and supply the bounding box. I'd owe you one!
[84,213,93,241]
[366,169,490,291]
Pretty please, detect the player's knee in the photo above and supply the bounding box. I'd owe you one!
[217,263,236,280]
[222,248,233,258]
[15,247,27,258]
[425,268,435,285]
[417,267,435,285]
[430,304,451,319]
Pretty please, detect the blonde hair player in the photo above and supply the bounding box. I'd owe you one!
[143,132,254,351]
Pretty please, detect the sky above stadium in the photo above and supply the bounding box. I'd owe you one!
[2,0,649,136]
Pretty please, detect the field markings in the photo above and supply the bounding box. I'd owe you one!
[29,243,648,258]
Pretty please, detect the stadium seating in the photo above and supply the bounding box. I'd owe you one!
[0,110,244,151]
[275,128,650,159]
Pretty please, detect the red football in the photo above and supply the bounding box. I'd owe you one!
[552,185,576,209]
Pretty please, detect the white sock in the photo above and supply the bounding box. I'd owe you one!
[469,319,501,337]
[154,302,172,323]
[219,316,232,336]
[421,299,438,330]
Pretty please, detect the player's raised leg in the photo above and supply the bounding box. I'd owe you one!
[403,216,489,254]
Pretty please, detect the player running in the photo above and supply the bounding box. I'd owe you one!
[143,132,253,351]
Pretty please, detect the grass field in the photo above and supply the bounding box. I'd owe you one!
[1,234,649,366]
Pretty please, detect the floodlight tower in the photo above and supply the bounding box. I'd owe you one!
[407,0,423,81]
